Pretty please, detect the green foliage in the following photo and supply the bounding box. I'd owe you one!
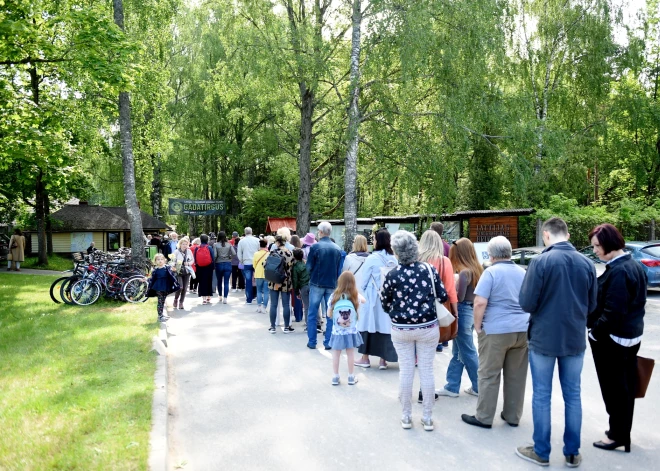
[4,0,660,248]
[536,195,659,248]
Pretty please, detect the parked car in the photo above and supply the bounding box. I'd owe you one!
[511,246,544,268]
[578,246,607,277]
[624,241,660,288]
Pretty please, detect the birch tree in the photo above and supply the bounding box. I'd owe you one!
[342,0,362,251]
[113,0,145,260]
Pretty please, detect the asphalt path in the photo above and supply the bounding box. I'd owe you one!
[166,289,660,471]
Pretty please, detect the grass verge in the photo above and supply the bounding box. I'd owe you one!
[0,274,158,470]
[19,253,75,272]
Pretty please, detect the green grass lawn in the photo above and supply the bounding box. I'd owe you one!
[0,274,159,470]
[20,253,76,272]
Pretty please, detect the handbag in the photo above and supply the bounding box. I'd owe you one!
[439,312,458,343]
[10,237,17,249]
[423,262,454,327]
[636,356,655,399]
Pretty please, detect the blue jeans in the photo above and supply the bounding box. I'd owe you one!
[214,262,232,298]
[445,302,479,393]
[269,290,290,328]
[242,265,254,303]
[307,285,334,347]
[529,349,585,460]
[256,278,269,307]
[293,293,303,322]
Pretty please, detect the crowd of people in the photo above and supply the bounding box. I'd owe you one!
[147,217,648,467]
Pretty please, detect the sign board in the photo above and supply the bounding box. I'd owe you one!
[473,242,491,266]
[168,199,226,216]
[469,216,519,248]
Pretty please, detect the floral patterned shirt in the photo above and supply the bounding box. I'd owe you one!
[381,261,448,328]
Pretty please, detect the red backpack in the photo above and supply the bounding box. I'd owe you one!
[195,245,213,267]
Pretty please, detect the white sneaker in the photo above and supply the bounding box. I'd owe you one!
[435,388,459,398]
[464,387,479,397]
[256,306,262,313]
[231,289,237,293]
[222,299,227,304]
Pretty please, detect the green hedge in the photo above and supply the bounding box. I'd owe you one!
[531,195,659,248]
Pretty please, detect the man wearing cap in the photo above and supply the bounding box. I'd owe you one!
[306,221,343,349]
[237,227,260,304]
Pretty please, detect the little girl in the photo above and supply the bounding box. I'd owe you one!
[147,253,178,322]
[328,271,365,386]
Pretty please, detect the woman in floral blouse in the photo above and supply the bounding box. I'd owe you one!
[381,230,448,431]
[264,235,295,334]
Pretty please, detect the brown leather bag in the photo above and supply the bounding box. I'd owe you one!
[439,300,458,342]
[636,356,655,399]
[436,257,458,342]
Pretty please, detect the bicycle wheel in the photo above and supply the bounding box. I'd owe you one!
[70,279,102,306]
[60,275,82,305]
[50,276,71,304]
[122,276,149,303]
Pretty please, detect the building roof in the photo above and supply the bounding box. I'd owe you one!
[311,218,375,225]
[447,208,536,218]
[312,210,536,226]
[49,204,171,232]
[265,217,296,233]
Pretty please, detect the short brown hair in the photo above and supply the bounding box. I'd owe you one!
[430,222,444,237]
[542,217,568,237]
[588,224,625,254]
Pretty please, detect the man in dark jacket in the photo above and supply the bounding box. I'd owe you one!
[515,217,598,468]
[306,221,343,349]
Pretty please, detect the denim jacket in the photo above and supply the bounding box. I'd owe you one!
[306,237,343,289]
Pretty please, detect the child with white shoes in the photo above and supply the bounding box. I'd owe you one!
[328,271,365,386]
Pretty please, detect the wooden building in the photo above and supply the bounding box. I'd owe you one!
[310,209,536,249]
[28,202,171,254]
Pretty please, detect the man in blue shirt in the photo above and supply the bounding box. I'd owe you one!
[305,221,343,349]
[515,217,598,468]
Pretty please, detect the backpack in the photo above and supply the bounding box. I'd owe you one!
[371,252,397,290]
[332,295,357,330]
[264,250,287,284]
[194,245,213,267]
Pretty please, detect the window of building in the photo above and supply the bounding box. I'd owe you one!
[107,232,120,250]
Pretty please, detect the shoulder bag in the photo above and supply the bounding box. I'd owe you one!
[424,262,455,327]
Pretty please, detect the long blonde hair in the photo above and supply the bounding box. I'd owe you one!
[449,238,483,288]
[331,272,360,320]
[417,230,444,264]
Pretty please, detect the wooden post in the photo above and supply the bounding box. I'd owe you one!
[536,218,543,247]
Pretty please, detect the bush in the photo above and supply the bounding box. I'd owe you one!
[535,195,659,248]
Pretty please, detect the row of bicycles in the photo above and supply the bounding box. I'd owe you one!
[50,250,153,306]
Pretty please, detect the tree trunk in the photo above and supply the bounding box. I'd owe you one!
[45,191,53,255]
[114,0,145,261]
[343,0,362,253]
[35,170,47,264]
[297,83,314,236]
[29,64,48,264]
[151,153,162,219]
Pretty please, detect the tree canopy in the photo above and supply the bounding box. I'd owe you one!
[2,0,660,247]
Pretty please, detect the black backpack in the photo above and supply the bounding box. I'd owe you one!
[264,251,287,284]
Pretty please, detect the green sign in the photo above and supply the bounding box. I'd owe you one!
[168,199,226,216]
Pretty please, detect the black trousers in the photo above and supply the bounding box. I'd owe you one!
[231,265,245,289]
[589,336,640,444]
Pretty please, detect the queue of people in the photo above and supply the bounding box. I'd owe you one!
[147,217,648,467]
